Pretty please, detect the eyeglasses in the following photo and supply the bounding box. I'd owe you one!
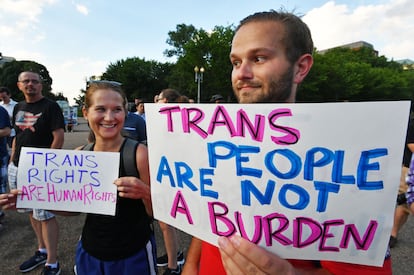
[19,79,41,85]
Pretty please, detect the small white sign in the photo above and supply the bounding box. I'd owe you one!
[16,147,120,216]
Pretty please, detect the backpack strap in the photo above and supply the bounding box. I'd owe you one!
[122,138,139,177]
[81,143,94,151]
[81,139,139,177]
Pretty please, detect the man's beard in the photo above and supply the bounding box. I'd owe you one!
[234,65,294,103]
[260,65,294,103]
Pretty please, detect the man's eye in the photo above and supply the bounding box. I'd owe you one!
[255,56,266,62]
[232,60,241,67]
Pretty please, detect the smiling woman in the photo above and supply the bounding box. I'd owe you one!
[67,81,157,274]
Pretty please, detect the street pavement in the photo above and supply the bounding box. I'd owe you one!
[0,118,412,274]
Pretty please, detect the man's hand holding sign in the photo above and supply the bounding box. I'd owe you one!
[147,101,409,267]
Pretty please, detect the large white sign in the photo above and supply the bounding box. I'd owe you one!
[16,147,120,215]
[147,101,410,266]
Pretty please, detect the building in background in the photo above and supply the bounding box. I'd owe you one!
[318,40,378,56]
[0,52,15,68]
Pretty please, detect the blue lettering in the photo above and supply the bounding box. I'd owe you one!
[241,179,276,206]
[157,156,176,187]
[304,147,334,181]
[279,184,310,210]
[332,150,355,184]
[200,168,218,198]
[266,149,301,179]
[357,149,387,190]
[175,162,197,191]
[313,181,340,212]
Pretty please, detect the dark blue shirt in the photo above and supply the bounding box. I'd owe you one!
[122,112,147,144]
[0,106,12,158]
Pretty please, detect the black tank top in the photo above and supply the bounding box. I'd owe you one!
[81,140,152,261]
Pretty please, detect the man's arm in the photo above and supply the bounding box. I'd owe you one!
[9,136,16,164]
[50,128,64,149]
[0,126,11,138]
[407,143,414,153]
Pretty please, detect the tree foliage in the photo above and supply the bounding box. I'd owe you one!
[101,57,172,102]
[0,60,65,102]
[298,47,414,102]
[5,24,410,107]
[164,24,235,102]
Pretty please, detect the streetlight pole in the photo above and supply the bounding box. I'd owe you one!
[194,66,205,103]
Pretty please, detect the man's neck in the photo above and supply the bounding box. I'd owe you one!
[25,95,44,103]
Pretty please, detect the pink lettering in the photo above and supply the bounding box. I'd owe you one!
[208,202,377,252]
[340,220,378,250]
[170,191,194,224]
[158,105,299,145]
[20,184,45,201]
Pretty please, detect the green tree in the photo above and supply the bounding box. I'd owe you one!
[165,24,234,102]
[73,89,86,107]
[101,57,172,101]
[164,24,198,58]
[298,47,413,102]
[0,60,58,102]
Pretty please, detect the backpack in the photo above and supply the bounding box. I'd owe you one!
[82,138,139,177]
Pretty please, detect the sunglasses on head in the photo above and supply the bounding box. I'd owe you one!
[86,80,122,89]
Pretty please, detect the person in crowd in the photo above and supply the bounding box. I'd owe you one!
[122,109,147,144]
[390,114,414,247]
[135,98,146,121]
[209,94,226,103]
[0,105,11,230]
[182,10,392,275]
[157,88,188,104]
[9,71,65,275]
[0,86,18,148]
[156,88,187,275]
[1,80,156,275]
[406,138,414,209]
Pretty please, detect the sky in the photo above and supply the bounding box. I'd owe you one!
[0,0,413,105]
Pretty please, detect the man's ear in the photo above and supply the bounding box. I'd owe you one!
[293,54,313,84]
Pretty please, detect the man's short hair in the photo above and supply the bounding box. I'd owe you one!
[0,87,11,95]
[210,94,224,102]
[236,10,313,64]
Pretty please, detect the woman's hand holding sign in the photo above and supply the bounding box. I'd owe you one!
[114,176,150,201]
[0,189,19,210]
